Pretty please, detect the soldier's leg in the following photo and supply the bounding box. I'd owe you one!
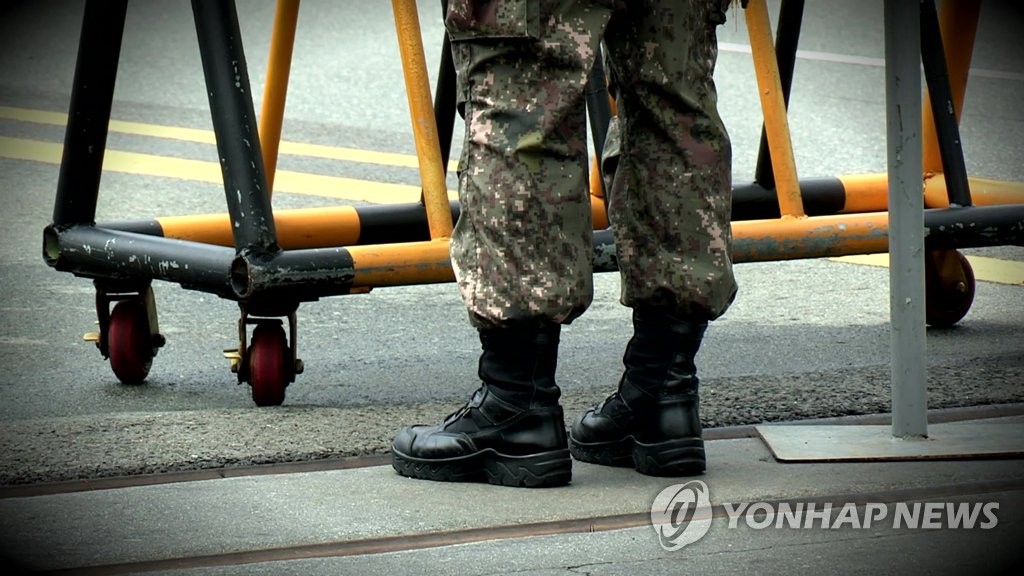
[605,0,736,318]
[448,1,618,329]
[391,0,613,487]
[569,0,737,476]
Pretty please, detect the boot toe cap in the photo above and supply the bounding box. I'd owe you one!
[570,410,625,444]
[392,425,477,459]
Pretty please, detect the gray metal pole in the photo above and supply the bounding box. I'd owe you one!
[884,0,928,438]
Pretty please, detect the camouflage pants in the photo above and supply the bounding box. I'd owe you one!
[446,0,738,328]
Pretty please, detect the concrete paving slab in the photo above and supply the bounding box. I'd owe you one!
[133,491,1024,576]
[757,416,1024,461]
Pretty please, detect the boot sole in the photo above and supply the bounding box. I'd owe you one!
[567,437,634,468]
[633,437,705,476]
[570,436,705,477]
[392,448,572,488]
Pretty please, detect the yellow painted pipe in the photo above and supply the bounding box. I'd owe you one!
[745,0,805,219]
[157,206,362,249]
[590,191,608,230]
[392,0,454,240]
[349,239,454,287]
[590,154,604,201]
[922,0,980,177]
[345,212,898,289]
[925,175,1024,209]
[733,212,890,262]
[836,173,890,214]
[837,172,1024,212]
[259,0,301,196]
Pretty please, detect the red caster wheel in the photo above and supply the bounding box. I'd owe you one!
[925,249,976,328]
[248,323,291,406]
[107,299,154,384]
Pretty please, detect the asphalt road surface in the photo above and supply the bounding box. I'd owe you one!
[0,0,1022,485]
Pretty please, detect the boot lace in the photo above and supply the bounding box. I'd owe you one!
[442,386,484,425]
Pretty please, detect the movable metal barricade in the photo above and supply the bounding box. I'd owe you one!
[43,0,1024,406]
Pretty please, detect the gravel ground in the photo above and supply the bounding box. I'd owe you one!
[2,360,1021,486]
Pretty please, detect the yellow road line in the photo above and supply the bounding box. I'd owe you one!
[0,135,457,204]
[0,105,459,172]
[4,118,1021,285]
[832,253,1024,286]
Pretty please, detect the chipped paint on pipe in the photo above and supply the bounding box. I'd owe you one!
[230,247,357,300]
[924,204,1024,248]
[192,0,279,254]
[43,225,235,296]
[734,213,890,262]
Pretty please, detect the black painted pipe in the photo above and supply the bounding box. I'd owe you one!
[192,0,280,255]
[43,225,236,297]
[51,0,128,227]
[920,0,973,207]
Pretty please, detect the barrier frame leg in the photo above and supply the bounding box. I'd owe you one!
[51,0,127,228]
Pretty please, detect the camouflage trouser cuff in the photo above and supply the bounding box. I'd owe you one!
[469,313,566,332]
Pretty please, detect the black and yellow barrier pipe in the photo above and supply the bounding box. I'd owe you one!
[46,203,1024,307]
[104,195,610,250]
[101,172,1024,250]
[734,174,1024,220]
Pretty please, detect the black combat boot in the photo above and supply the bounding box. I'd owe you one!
[569,307,707,476]
[391,322,572,487]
